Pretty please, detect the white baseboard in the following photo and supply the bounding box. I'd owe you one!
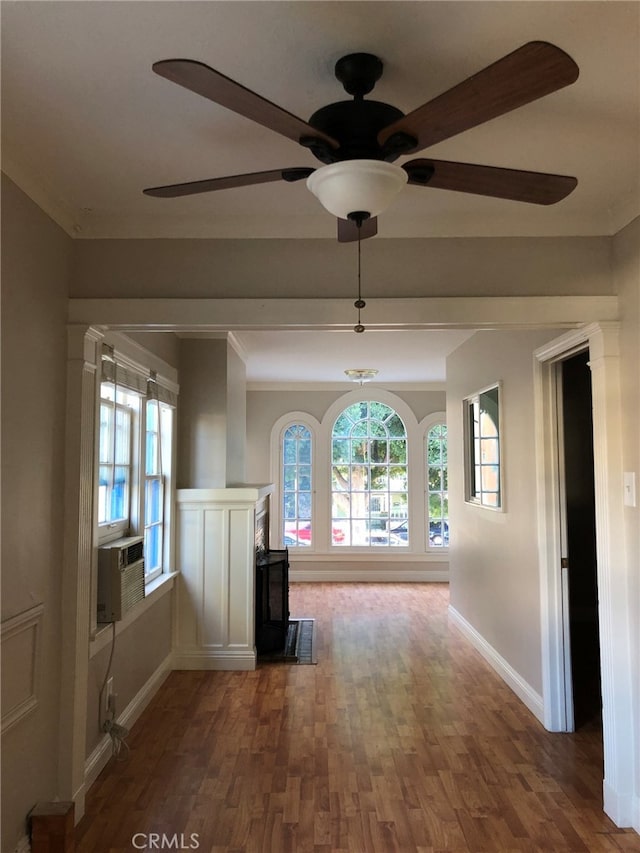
[603,780,639,831]
[448,604,544,724]
[172,649,256,671]
[84,652,173,791]
[289,569,449,582]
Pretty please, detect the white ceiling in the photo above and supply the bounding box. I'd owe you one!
[231,328,476,385]
[2,1,638,384]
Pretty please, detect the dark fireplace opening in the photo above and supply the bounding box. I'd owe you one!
[255,548,290,654]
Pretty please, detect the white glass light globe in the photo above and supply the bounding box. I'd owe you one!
[306,159,407,220]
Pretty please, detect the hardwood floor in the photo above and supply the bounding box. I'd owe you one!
[76,583,640,852]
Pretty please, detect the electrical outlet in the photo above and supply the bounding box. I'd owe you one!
[105,676,114,713]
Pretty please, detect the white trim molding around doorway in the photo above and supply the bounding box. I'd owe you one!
[534,322,636,829]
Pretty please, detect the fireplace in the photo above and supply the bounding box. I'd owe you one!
[255,548,289,653]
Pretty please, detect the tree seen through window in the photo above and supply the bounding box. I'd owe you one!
[331,401,408,547]
[282,424,313,546]
[427,424,449,547]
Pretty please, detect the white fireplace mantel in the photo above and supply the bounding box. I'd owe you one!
[174,484,274,670]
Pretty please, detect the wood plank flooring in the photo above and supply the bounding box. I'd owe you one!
[76,583,640,852]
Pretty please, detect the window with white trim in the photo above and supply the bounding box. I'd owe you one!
[98,382,140,540]
[464,383,502,509]
[97,344,177,579]
[271,395,448,556]
[331,401,408,548]
[426,423,449,548]
[282,423,313,547]
[144,398,173,581]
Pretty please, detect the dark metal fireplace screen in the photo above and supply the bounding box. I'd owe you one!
[255,548,289,654]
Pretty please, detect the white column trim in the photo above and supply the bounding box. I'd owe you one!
[587,323,635,827]
[58,325,103,821]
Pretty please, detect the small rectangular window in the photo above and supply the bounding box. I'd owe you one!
[464,383,502,509]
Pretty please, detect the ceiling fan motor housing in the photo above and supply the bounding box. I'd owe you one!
[307,100,412,163]
[303,52,418,163]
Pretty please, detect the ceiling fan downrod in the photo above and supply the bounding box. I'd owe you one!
[351,216,367,334]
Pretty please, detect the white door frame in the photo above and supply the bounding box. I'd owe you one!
[534,321,635,827]
[553,359,576,732]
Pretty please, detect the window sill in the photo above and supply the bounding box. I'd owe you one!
[286,550,448,562]
[90,570,178,657]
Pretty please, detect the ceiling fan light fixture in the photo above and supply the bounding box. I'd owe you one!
[345,368,379,384]
[306,160,408,220]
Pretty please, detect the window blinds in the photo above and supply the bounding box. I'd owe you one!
[101,344,178,406]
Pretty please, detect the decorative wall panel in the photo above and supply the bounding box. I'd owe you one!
[175,486,273,670]
[1,603,44,733]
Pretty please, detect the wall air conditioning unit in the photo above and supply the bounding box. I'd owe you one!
[97,535,145,622]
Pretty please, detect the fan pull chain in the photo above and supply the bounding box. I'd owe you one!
[354,224,365,333]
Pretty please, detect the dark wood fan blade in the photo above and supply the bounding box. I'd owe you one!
[153,59,338,150]
[403,158,577,204]
[379,41,579,153]
[143,167,314,198]
[337,217,378,242]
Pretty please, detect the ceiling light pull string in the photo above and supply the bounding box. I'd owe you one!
[354,222,366,333]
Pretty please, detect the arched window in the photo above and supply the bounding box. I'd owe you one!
[282,424,313,547]
[426,422,449,548]
[331,401,408,547]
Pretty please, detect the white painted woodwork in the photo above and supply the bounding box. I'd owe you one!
[59,325,102,821]
[68,295,618,332]
[534,322,636,827]
[0,604,44,733]
[174,486,274,671]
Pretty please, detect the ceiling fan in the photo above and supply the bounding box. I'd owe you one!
[143,43,579,241]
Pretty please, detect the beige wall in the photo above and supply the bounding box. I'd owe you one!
[177,337,247,488]
[226,344,247,485]
[446,329,558,695]
[70,235,613,299]
[126,330,181,368]
[86,593,172,756]
[0,178,178,852]
[177,338,229,488]
[246,388,447,484]
[1,175,72,850]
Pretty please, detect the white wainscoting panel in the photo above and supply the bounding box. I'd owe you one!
[174,486,273,671]
[1,603,44,734]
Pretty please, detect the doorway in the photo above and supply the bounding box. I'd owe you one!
[558,349,602,730]
[535,323,634,826]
